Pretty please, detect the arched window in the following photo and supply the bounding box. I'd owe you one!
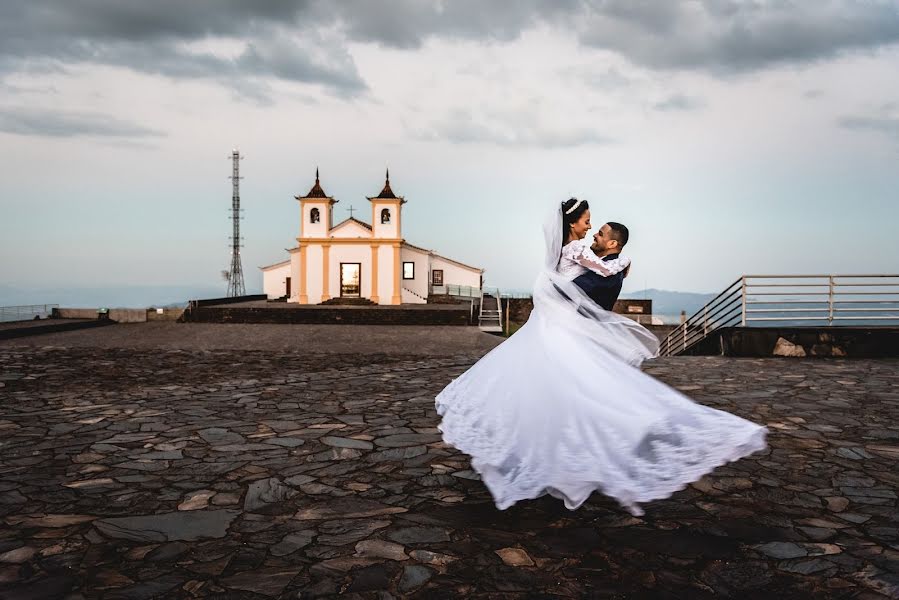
[310,208,320,223]
[380,208,391,224]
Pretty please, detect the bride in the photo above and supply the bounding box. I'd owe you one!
[435,198,767,516]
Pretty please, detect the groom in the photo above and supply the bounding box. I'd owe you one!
[573,222,630,311]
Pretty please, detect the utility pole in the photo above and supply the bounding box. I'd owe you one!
[226,148,246,297]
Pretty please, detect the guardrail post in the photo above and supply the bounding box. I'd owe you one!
[740,276,747,326]
[703,305,708,336]
[828,275,834,325]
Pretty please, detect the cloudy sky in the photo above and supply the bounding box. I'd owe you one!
[2,0,898,304]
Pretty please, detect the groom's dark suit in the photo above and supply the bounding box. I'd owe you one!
[572,252,625,311]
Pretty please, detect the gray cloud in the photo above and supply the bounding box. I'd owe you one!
[323,0,579,48]
[1,0,897,96]
[576,1,899,73]
[0,106,165,138]
[653,93,704,112]
[0,1,366,98]
[328,1,899,73]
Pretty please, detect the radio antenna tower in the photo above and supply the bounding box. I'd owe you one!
[226,148,246,297]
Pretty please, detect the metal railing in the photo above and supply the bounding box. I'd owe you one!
[498,291,533,299]
[0,304,59,323]
[660,275,899,356]
[430,284,481,298]
[430,285,532,299]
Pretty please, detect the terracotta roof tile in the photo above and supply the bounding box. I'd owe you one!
[299,168,329,199]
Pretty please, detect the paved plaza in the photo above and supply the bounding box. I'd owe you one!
[1,324,898,598]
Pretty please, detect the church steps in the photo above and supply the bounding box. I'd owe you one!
[401,287,428,303]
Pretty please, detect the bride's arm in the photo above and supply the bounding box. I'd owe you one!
[568,241,631,277]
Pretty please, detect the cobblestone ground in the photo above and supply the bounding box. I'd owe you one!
[1,344,898,599]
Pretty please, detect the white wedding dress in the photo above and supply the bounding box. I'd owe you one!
[435,206,767,516]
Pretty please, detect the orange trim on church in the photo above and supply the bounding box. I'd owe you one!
[370,244,380,304]
[321,243,331,302]
[298,244,308,303]
[392,242,401,305]
[298,237,403,245]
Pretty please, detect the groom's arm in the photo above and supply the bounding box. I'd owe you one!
[573,244,630,277]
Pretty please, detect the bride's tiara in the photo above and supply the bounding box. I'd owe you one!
[564,198,583,215]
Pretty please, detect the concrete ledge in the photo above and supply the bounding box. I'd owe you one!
[147,308,185,321]
[191,294,268,308]
[54,308,147,323]
[0,319,115,340]
[684,327,899,358]
[52,308,185,323]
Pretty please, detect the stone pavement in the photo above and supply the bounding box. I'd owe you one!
[0,341,898,598]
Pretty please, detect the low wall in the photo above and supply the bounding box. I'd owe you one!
[52,308,184,323]
[427,295,473,305]
[684,327,899,358]
[184,305,472,326]
[502,298,534,324]
[646,324,677,342]
[54,308,146,323]
[191,294,267,308]
[0,319,114,340]
[147,308,185,321]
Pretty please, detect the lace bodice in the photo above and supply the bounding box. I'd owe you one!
[557,238,631,279]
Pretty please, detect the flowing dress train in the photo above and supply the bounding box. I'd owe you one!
[435,209,767,516]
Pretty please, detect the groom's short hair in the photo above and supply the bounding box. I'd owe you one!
[607,222,629,247]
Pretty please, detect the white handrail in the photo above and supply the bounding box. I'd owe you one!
[660,275,899,356]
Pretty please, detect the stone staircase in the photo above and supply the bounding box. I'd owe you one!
[402,287,428,303]
[478,292,503,334]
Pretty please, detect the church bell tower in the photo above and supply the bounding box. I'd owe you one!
[296,168,337,239]
[369,169,405,239]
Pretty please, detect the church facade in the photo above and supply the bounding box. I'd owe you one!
[261,171,483,305]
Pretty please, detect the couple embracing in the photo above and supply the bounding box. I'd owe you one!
[436,198,767,517]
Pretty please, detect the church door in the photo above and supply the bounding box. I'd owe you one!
[285,277,291,298]
[340,263,361,297]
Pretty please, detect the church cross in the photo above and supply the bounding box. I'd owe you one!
[347,205,356,219]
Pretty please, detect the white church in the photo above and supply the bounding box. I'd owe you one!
[261,170,483,305]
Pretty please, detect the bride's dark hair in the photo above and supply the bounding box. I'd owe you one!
[561,197,589,242]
